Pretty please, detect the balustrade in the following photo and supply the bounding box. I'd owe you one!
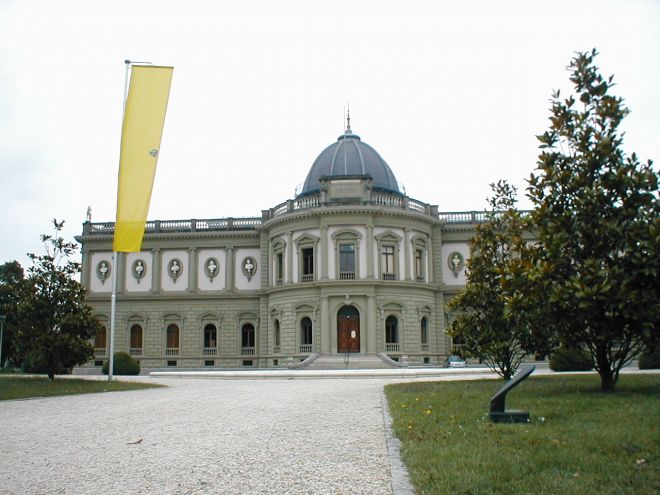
[203,348,217,356]
[241,347,256,356]
[129,348,142,356]
[385,343,400,352]
[165,348,179,356]
[299,344,313,354]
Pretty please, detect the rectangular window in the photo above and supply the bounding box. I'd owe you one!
[276,252,283,283]
[415,249,424,280]
[301,247,314,282]
[339,243,355,279]
[381,245,395,280]
[204,360,214,367]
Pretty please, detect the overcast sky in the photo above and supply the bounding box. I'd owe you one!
[1,0,658,269]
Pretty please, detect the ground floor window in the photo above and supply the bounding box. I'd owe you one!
[130,324,143,355]
[421,317,429,348]
[300,317,313,353]
[385,316,399,352]
[166,324,179,356]
[241,324,255,355]
[94,326,106,351]
[204,324,217,356]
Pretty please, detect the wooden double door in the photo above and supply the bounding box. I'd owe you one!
[337,306,360,353]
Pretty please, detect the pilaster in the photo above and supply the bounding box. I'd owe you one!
[151,248,161,294]
[366,224,374,279]
[320,226,328,280]
[188,247,197,293]
[286,231,293,284]
[226,246,234,292]
[404,228,412,281]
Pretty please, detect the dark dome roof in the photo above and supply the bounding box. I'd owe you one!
[299,129,401,196]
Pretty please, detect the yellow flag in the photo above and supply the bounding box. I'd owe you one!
[113,65,173,252]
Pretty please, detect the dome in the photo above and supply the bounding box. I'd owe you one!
[298,129,401,197]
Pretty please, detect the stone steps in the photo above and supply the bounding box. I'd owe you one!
[304,354,393,370]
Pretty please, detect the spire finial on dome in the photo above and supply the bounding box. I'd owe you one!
[346,103,351,133]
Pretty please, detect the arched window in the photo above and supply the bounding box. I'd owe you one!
[130,324,143,354]
[274,319,281,350]
[300,317,313,352]
[385,316,399,352]
[94,325,107,350]
[166,324,179,355]
[241,323,255,355]
[204,324,217,352]
[421,317,429,347]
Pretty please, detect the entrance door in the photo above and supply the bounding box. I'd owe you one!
[337,306,360,353]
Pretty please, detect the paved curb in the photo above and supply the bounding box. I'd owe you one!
[381,391,416,495]
[149,367,496,380]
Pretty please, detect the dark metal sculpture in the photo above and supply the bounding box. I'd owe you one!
[490,364,535,423]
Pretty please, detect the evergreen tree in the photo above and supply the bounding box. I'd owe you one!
[448,181,544,379]
[528,50,659,391]
[14,220,101,380]
[0,261,24,367]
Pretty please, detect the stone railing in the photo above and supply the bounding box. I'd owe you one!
[129,348,142,356]
[203,348,217,356]
[241,347,256,356]
[84,217,262,235]
[438,210,532,224]
[165,348,179,356]
[299,344,313,354]
[265,191,440,220]
[83,200,531,236]
[385,343,400,353]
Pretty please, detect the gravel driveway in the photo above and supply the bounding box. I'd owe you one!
[0,378,401,495]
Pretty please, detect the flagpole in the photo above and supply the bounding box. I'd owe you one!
[108,60,136,381]
[108,59,168,381]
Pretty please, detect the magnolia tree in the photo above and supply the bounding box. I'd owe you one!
[528,50,659,391]
[14,220,101,380]
[0,261,24,367]
[448,181,545,379]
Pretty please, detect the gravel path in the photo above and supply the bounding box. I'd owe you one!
[0,378,400,495]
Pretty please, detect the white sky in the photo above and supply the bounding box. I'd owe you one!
[1,0,658,269]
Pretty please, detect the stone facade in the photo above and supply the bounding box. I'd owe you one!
[77,129,490,369]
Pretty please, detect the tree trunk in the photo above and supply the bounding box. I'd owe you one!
[47,370,55,381]
[595,344,617,392]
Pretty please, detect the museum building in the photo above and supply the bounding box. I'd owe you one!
[77,124,486,369]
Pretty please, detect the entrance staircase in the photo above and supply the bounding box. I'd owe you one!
[304,354,393,370]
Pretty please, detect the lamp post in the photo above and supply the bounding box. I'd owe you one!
[0,315,6,369]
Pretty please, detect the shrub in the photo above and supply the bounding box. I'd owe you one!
[549,346,593,371]
[102,352,140,375]
[638,346,660,370]
[21,352,70,375]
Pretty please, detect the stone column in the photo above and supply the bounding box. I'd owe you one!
[151,248,161,294]
[226,246,234,293]
[367,295,376,354]
[404,228,412,281]
[321,296,330,354]
[188,247,197,293]
[116,252,125,295]
[320,226,328,280]
[286,231,293,284]
[81,248,91,289]
[426,233,434,283]
[366,224,374,279]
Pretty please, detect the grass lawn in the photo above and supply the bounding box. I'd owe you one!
[0,376,163,401]
[385,374,659,495]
